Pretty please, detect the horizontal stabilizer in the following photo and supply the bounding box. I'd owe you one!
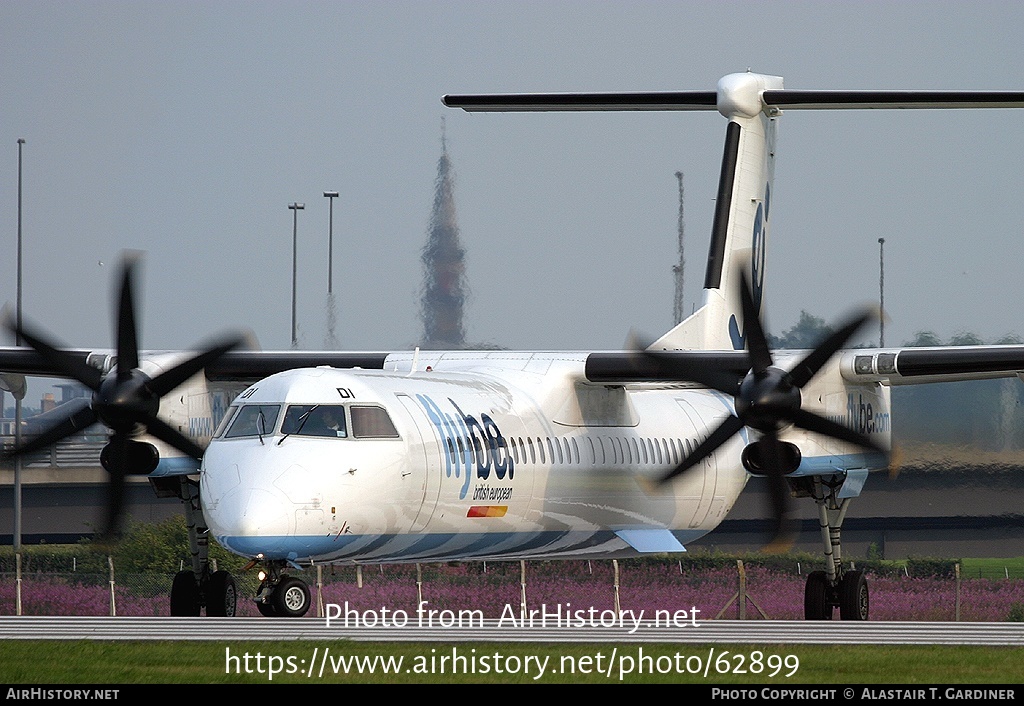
[445,86,1024,116]
[444,91,717,112]
[762,90,1024,110]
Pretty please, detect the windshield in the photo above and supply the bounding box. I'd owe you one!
[225,405,282,438]
[281,404,348,438]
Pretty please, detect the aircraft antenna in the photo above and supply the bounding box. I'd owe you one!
[672,171,686,325]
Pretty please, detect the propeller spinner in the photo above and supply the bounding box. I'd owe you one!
[3,255,243,540]
[654,271,887,548]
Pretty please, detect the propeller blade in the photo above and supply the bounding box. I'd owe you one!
[98,434,129,542]
[8,320,103,390]
[786,309,875,389]
[144,416,206,460]
[739,270,773,374]
[786,407,887,454]
[146,335,246,398]
[1,399,98,458]
[757,434,798,552]
[116,256,141,378]
[661,414,745,483]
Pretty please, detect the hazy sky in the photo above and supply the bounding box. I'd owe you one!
[3,1,1024,394]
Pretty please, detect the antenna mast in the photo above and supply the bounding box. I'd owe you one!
[672,171,686,325]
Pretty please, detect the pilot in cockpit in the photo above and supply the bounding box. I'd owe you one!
[318,407,346,437]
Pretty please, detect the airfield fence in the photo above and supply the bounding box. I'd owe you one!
[3,558,1024,621]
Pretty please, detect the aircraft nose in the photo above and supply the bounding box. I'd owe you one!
[207,486,291,541]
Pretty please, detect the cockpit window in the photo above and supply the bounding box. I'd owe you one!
[214,406,237,438]
[225,405,281,438]
[281,405,348,438]
[350,406,400,439]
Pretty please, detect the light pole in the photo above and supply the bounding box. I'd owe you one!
[878,237,885,347]
[15,138,24,616]
[323,191,338,295]
[289,202,305,348]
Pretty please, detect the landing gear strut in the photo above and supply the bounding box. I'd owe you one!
[165,476,237,617]
[799,475,869,621]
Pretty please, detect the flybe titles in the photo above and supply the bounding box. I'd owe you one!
[417,395,514,499]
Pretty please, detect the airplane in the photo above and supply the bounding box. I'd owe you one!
[4,71,1024,621]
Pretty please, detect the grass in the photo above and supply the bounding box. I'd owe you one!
[1,641,1022,684]
[961,558,1024,580]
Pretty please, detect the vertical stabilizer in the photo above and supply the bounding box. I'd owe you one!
[651,72,781,351]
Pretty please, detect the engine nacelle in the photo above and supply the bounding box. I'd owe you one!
[741,439,801,476]
[100,439,160,476]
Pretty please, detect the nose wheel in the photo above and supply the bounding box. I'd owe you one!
[255,563,312,618]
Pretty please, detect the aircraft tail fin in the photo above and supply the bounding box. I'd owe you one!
[445,74,1024,353]
[652,73,781,351]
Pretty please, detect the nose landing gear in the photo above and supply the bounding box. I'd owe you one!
[254,562,312,618]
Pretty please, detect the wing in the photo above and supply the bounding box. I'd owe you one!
[838,346,1024,385]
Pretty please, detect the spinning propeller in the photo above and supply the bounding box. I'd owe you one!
[653,272,886,548]
[3,255,243,540]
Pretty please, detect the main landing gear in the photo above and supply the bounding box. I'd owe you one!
[165,477,238,616]
[796,475,869,621]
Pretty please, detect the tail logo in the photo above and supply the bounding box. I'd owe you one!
[729,183,770,350]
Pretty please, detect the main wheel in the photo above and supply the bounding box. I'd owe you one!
[272,576,311,618]
[170,570,201,616]
[804,570,832,620]
[839,569,869,620]
[206,570,237,617]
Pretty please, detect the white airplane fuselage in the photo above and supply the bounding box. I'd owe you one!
[200,351,888,565]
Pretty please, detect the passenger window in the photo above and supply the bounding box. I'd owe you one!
[548,438,559,465]
[282,405,347,438]
[225,405,281,438]
[351,406,400,438]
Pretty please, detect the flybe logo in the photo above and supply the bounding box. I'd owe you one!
[417,395,514,500]
[826,393,891,435]
[729,183,770,351]
[845,393,890,435]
